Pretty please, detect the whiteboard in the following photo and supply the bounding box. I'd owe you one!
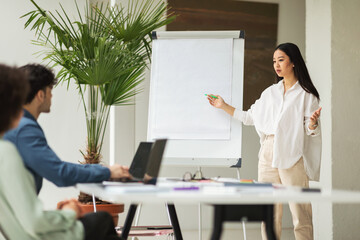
[147,31,244,166]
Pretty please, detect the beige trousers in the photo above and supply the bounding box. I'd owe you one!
[258,135,313,240]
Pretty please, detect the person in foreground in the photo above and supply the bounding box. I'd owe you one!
[5,64,130,194]
[207,43,321,240]
[0,64,122,240]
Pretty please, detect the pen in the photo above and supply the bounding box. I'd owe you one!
[302,188,321,192]
[205,94,218,99]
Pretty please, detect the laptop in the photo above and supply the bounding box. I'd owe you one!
[142,139,167,185]
[105,139,167,185]
[129,142,153,179]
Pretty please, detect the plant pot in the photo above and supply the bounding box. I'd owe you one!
[79,203,124,226]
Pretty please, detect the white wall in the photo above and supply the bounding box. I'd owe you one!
[306,0,333,239]
[331,0,360,239]
[0,0,88,209]
[307,0,360,239]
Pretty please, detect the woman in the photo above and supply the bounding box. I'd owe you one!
[207,43,321,240]
[0,64,122,240]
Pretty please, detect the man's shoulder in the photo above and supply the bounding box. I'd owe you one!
[5,117,41,141]
[20,115,38,127]
[13,116,38,132]
[0,139,17,153]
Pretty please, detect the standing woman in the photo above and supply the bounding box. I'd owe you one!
[207,43,321,240]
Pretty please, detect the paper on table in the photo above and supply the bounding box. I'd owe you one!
[102,181,145,186]
[104,185,159,193]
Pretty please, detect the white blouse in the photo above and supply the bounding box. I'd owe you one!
[233,80,322,181]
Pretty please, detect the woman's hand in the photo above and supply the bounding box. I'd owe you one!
[57,198,83,219]
[309,107,322,130]
[207,94,225,109]
[206,94,235,116]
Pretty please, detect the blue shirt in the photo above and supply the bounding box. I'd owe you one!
[4,110,111,194]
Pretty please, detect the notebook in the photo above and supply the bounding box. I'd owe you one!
[104,139,167,185]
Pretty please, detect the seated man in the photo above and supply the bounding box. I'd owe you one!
[5,64,129,194]
[0,64,122,240]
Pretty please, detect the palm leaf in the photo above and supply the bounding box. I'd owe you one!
[23,0,175,161]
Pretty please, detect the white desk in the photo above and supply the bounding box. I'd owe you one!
[77,183,360,205]
[77,183,360,240]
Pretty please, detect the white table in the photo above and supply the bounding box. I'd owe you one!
[77,183,360,240]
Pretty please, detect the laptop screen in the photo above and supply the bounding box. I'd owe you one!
[144,139,167,185]
[129,142,153,179]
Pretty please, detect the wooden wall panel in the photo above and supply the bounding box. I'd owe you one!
[167,0,278,110]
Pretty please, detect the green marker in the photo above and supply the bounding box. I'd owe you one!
[205,94,218,99]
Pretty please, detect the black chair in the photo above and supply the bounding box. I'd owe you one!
[211,204,276,240]
[210,158,277,240]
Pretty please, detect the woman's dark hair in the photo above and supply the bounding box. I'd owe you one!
[0,64,29,133]
[19,64,57,104]
[275,43,320,100]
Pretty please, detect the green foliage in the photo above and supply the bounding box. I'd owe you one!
[23,0,175,162]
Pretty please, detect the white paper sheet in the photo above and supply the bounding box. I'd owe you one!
[149,39,233,140]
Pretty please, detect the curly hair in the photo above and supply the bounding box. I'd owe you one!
[19,64,57,104]
[0,64,29,133]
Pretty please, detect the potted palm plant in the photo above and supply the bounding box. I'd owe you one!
[23,0,175,222]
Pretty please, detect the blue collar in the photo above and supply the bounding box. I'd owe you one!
[23,109,37,122]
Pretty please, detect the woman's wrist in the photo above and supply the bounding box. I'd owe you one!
[221,102,228,110]
[222,103,235,116]
[309,122,318,130]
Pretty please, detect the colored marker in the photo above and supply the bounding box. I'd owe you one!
[173,186,200,191]
[205,94,218,99]
[239,179,254,184]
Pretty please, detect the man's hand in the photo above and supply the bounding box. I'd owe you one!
[108,164,130,179]
[57,198,82,218]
